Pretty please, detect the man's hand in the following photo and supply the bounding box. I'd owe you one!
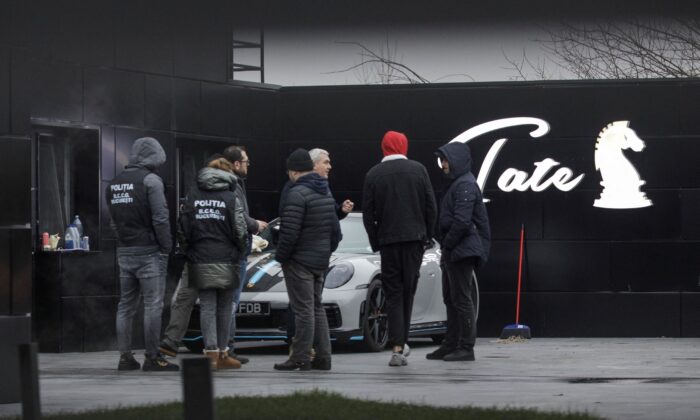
[341,199,354,214]
[256,220,269,233]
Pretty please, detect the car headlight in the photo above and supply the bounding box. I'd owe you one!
[324,262,354,289]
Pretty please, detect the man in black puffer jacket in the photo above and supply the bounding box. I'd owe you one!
[427,141,490,362]
[274,149,340,371]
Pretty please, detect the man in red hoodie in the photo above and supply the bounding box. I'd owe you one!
[362,131,437,367]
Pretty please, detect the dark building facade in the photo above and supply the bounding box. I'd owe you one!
[1,1,699,351]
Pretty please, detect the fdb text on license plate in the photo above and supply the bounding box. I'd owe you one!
[237,302,270,316]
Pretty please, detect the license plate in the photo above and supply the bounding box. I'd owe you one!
[237,301,270,316]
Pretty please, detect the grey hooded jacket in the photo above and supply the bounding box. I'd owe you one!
[109,137,172,256]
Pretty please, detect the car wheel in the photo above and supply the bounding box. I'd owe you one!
[182,337,204,354]
[362,278,389,352]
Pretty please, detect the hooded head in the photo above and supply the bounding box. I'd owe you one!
[436,142,473,180]
[128,137,166,170]
[381,131,408,157]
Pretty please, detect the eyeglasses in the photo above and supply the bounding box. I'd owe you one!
[238,160,251,166]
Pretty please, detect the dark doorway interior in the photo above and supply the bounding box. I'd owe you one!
[33,125,100,250]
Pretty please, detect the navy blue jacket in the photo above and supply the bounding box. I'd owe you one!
[276,173,341,271]
[436,142,491,267]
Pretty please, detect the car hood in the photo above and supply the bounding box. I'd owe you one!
[243,252,374,292]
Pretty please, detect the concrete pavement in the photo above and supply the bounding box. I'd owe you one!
[1,338,700,419]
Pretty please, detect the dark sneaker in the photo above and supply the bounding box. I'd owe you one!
[229,353,249,364]
[443,348,475,362]
[158,341,178,358]
[311,357,331,371]
[118,352,140,371]
[274,359,311,371]
[142,355,180,372]
[426,346,456,360]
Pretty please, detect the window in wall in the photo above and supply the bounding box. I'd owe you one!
[34,125,100,250]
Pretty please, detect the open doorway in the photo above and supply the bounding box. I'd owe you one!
[33,124,100,250]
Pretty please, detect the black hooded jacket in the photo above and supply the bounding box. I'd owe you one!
[107,137,172,255]
[436,142,491,266]
[275,172,341,271]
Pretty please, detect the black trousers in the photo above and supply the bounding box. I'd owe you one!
[380,241,424,348]
[442,257,477,350]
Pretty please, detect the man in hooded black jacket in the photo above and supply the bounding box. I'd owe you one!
[107,137,178,372]
[428,141,491,362]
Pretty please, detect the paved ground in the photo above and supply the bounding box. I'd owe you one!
[1,338,700,419]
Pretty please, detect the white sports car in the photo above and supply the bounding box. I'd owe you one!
[183,213,479,352]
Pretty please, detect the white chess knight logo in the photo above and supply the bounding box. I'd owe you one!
[593,121,652,209]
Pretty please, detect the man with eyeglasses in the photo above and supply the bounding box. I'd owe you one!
[223,145,268,363]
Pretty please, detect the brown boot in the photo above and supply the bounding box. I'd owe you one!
[204,350,219,370]
[218,349,242,370]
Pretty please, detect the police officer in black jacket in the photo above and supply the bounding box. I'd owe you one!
[107,137,178,372]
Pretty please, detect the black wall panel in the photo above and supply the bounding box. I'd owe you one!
[543,82,682,139]
[681,190,700,240]
[0,231,10,315]
[145,75,174,131]
[172,3,230,82]
[9,49,31,134]
[678,83,700,135]
[201,82,229,137]
[30,60,83,123]
[115,0,173,75]
[0,136,31,226]
[83,297,118,351]
[541,292,681,337]
[542,190,681,240]
[526,241,611,292]
[0,48,8,134]
[242,140,282,192]
[680,293,700,337]
[173,79,200,134]
[610,242,700,292]
[85,68,145,127]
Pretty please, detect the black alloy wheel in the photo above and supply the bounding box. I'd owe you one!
[362,278,389,352]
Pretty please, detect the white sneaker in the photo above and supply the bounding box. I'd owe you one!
[388,352,407,367]
[403,344,411,357]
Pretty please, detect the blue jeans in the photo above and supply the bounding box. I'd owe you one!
[200,287,235,350]
[227,257,248,348]
[116,252,166,358]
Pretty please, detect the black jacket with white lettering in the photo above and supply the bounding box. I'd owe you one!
[275,173,340,271]
[179,168,247,289]
[107,137,171,254]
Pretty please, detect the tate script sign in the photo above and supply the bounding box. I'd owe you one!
[443,117,653,209]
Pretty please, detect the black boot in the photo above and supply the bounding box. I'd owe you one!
[311,357,331,371]
[426,346,456,360]
[118,352,140,371]
[273,359,311,371]
[443,348,475,362]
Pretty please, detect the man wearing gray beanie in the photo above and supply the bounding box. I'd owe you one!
[273,149,340,371]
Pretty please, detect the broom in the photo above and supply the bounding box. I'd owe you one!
[500,223,531,339]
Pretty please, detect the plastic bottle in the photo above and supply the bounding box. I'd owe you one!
[64,224,80,250]
[73,215,83,236]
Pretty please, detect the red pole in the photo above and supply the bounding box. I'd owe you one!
[515,224,525,325]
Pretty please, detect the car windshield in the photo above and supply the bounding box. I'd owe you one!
[257,214,374,255]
